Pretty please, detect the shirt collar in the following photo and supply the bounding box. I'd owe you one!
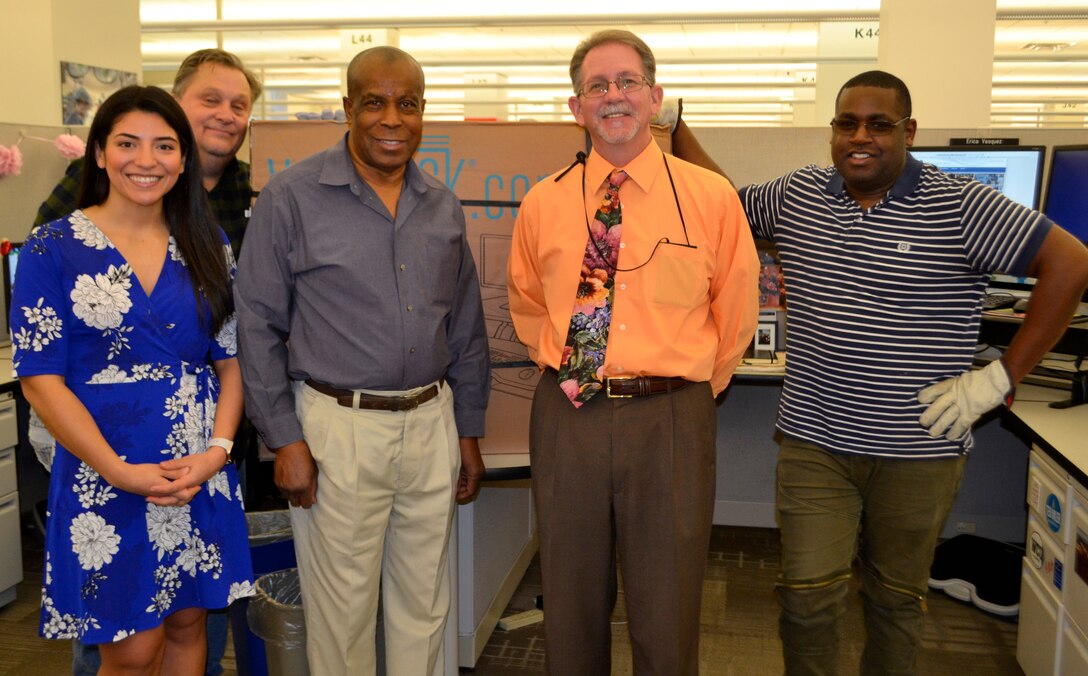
[823,153,923,202]
[320,132,427,195]
[585,140,663,195]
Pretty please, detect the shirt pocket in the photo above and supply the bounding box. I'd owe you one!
[652,246,708,307]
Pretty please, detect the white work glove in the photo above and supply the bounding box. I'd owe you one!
[917,360,1012,441]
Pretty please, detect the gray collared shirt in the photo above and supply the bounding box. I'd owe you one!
[235,134,490,448]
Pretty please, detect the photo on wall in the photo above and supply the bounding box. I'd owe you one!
[60,61,138,126]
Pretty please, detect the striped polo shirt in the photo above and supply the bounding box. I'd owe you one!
[739,155,1052,458]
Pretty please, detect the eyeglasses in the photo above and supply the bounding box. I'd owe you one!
[579,76,650,99]
[829,116,911,136]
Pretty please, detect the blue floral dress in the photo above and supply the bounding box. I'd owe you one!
[11,210,255,644]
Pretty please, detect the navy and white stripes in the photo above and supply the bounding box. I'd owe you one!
[740,156,1051,458]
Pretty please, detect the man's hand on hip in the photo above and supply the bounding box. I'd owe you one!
[274,440,318,508]
[918,360,1012,441]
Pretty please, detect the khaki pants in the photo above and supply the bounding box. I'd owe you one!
[289,380,460,676]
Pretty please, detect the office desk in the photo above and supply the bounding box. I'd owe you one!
[716,368,1039,542]
[1008,384,1088,484]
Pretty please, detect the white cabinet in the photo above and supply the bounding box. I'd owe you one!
[1018,448,1088,676]
[0,390,21,608]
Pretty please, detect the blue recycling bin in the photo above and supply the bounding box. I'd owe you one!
[231,510,297,676]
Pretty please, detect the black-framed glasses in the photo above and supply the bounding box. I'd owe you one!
[579,76,650,99]
[829,116,911,136]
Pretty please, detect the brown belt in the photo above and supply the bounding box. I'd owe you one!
[305,378,440,411]
[547,369,688,398]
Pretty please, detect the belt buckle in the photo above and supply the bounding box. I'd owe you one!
[605,377,635,399]
[394,394,418,411]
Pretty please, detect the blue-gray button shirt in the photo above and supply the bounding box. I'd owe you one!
[235,134,490,448]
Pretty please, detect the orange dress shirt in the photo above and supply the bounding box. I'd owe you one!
[507,141,759,396]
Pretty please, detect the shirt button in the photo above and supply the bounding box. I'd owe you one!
[407,304,413,312]
[399,263,407,271]
[410,347,416,353]
[619,324,626,331]
[619,243,626,249]
[619,283,627,290]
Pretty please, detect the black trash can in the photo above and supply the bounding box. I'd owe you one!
[247,567,310,676]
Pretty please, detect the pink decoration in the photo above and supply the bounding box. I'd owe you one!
[54,134,86,160]
[0,144,23,179]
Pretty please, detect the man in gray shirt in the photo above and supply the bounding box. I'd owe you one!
[235,46,490,675]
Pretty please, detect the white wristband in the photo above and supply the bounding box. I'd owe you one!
[208,437,234,460]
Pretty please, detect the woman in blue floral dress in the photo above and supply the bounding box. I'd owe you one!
[11,86,254,674]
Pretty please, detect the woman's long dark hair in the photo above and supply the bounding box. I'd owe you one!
[77,85,232,333]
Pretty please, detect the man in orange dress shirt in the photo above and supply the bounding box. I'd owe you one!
[507,29,760,675]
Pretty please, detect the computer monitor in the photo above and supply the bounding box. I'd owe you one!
[909,145,1045,210]
[1,242,21,346]
[1043,145,1088,246]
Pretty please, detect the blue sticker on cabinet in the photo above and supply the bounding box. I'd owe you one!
[1046,494,1063,533]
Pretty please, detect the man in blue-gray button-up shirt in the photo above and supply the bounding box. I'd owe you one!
[235,46,490,675]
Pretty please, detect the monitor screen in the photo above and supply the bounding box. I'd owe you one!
[1,242,21,345]
[1043,145,1088,245]
[909,145,1045,210]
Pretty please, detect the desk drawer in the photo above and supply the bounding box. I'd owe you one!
[1027,513,1066,604]
[1062,616,1088,676]
[1018,566,1062,676]
[1029,453,1071,545]
[0,392,15,451]
[1065,493,1088,636]
[0,446,14,497]
[0,492,22,595]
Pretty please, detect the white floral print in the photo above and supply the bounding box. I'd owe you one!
[41,590,100,639]
[72,462,117,509]
[228,581,255,604]
[88,363,172,384]
[70,512,121,571]
[215,314,238,355]
[70,212,112,250]
[176,531,208,577]
[206,471,231,500]
[146,503,192,560]
[12,298,63,362]
[113,629,134,641]
[71,264,133,330]
[168,237,186,265]
[146,564,182,616]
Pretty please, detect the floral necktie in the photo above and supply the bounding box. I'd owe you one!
[555,169,627,407]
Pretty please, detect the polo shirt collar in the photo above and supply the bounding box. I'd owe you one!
[824,153,923,201]
[585,139,663,194]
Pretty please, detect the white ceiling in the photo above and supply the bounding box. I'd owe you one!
[139,1,1088,127]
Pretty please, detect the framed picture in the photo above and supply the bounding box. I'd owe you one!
[60,61,138,126]
[755,322,776,358]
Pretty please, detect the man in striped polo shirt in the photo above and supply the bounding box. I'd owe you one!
[738,70,1088,675]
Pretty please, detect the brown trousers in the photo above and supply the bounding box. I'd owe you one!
[530,370,717,676]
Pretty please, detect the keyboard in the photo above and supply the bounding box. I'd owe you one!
[983,293,1017,310]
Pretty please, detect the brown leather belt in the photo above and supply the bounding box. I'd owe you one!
[305,379,439,411]
[605,375,688,398]
[546,369,688,398]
